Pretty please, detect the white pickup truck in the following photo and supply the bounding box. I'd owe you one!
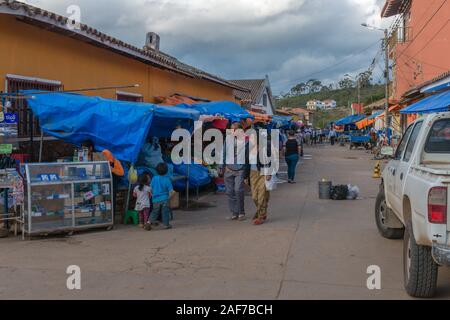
[375,112,450,298]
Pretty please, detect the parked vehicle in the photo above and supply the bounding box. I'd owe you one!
[375,112,450,298]
[349,134,371,150]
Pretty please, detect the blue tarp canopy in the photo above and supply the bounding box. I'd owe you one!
[271,115,293,128]
[368,111,383,120]
[334,114,366,126]
[25,91,200,163]
[177,101,253,122]
[401,90,450,114]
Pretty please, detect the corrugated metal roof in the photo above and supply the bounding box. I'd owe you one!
[0,0,247,91]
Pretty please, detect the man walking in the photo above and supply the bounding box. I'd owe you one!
[220,122,249,221]
[329,127,337,146]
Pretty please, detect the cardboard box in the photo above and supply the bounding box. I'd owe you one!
[74,211,93,219]
[170,191,180,210]
[93,152,107,162]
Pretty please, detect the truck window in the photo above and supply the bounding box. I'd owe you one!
[425,119,450,153]
[394,124,413,160]
[403,121,423,162]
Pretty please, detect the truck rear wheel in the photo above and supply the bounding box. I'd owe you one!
[375,189,404,239]
[403,221,438,298]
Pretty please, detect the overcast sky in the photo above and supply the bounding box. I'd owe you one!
[24,0,393,95]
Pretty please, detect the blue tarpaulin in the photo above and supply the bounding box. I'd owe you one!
[25,92,200,163]
[172,164,212,191]
[177,101,253,122]
[368,111,383,120]
[400,90,450,114]
[334,114,366,126]
[271,115,293,128]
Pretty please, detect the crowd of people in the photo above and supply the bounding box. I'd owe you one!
[85,122,341,231]
[221,122,339,226]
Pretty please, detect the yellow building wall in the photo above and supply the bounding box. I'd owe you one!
[0,15,234,102]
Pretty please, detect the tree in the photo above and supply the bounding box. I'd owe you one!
[338,74,355,89]
[306,79,323,93]
[320,85,330,92]
[290,82,307,96]
[357,70,373,88]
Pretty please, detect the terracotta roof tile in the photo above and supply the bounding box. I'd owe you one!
[0,0,247,91]
[229,79,265,102]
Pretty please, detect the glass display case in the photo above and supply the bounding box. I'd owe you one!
[23,162,113,236]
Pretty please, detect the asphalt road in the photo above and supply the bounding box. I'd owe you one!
[1,144,449,299]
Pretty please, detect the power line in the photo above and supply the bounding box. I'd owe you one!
[401,52,448,71]
[395,0,448,62]
[273,39,382,88]
[406,19,450,59]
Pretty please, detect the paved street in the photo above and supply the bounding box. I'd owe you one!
[1,144,449,300]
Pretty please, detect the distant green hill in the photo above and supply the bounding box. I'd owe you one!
[275,84,385,110]
[275,84,385,128]
[313,107,352,128]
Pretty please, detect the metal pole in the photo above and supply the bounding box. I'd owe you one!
[38,131,44,163]
[29,109,34,162]
[384,29,390,131]
[357,77,361,105]
[13,84,140,97]
[185,119,191,209]
[186,165,190,209]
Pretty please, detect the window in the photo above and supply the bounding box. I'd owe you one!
[6,75,63,138]
[262,94,268,107]
[403,121,423,162]
[425,119,450,153]
[395,124,413,160]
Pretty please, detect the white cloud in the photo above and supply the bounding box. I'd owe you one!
[21,0,387,94]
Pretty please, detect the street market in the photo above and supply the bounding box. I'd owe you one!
[1,0,450,304]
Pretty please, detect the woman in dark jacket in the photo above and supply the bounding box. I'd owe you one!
[284,130,301,183]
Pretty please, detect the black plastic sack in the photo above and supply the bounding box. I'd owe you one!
[330,185,349,200]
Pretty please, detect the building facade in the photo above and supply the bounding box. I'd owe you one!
[230,76,275,115]
[382,0,450,101]
[322,99,337,109]
[306,100,322,111]
[0,1,244,155]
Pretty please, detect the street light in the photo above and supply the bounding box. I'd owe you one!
[361,23,390,133]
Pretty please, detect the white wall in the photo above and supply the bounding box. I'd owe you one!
[257,87,274,115]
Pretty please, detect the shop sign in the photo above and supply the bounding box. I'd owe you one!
[0,144,12,154]
[0,112,18,140]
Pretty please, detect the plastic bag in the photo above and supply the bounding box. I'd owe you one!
[265,175,277,191]
[128,165,138,184]
[347,184,360,200]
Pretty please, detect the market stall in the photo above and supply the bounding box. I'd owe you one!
[23,92,257,228]
[19,91,207,231]
[334,114,367,145]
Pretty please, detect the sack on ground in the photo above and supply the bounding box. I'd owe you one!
[347,184,360,200]
[330,185,348,200]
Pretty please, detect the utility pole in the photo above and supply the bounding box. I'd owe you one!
[384,29,389,131]
[357,77,361,105]
[361,23,390,132]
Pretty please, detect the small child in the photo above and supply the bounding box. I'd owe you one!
[148,163,173,230]
[133,174,152,228]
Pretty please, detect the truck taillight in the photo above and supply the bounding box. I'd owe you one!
[428,187,447,224]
